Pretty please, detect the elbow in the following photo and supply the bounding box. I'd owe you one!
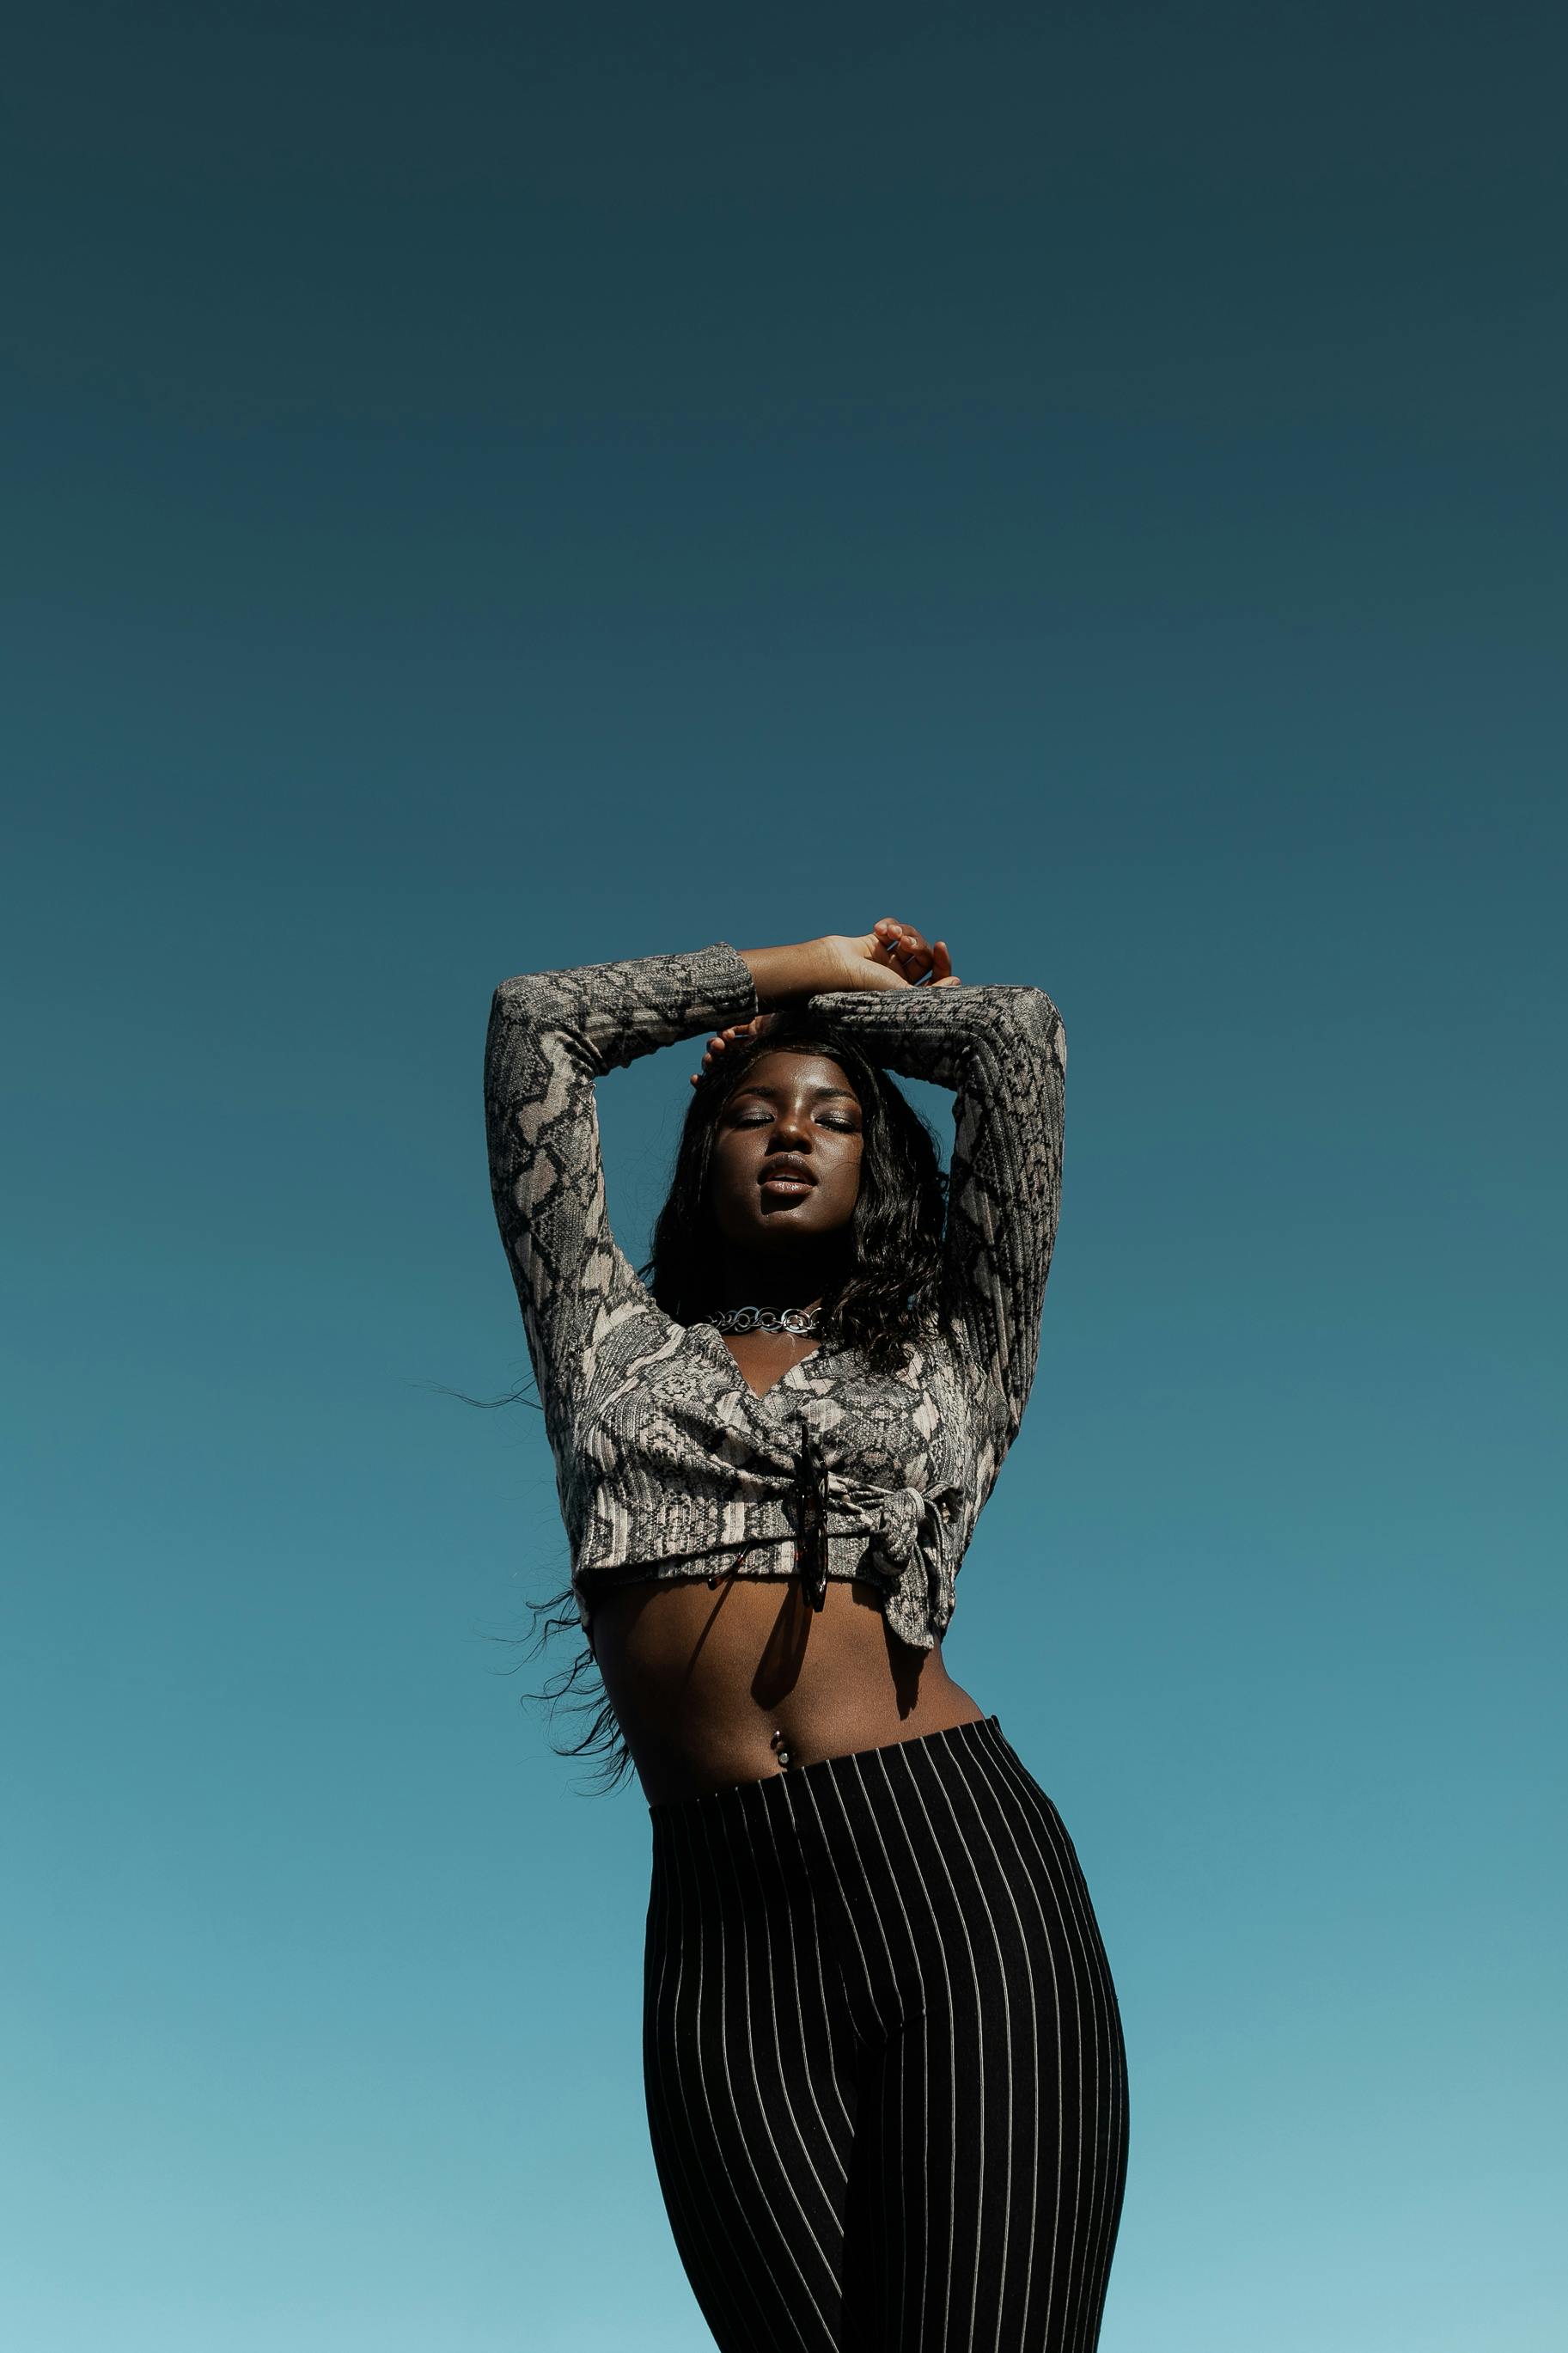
[487,970,574,1049]
[485,979,531,1065]
[485,975,558,1098]
[485,973,591,1097]
[491,972,549,1021]
[989,984,1065,1076]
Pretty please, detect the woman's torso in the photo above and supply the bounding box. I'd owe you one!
[589,1329,985,1806]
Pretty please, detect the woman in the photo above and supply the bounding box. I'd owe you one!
[483,917,1129,2353]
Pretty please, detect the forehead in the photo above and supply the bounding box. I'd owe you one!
[729,1048,860,1102]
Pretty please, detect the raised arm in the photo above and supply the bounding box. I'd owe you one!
[483,942,759,1442]
[801,971,1066,1448]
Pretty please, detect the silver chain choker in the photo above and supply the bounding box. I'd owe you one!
[707,1305,821,1336]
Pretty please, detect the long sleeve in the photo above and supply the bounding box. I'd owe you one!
[802,981,1066,1445]
[483,942,760,1445]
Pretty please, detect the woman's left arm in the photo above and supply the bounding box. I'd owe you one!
[800,926,1067,1448]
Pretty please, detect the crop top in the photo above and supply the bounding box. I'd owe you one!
[481,942,1066,1653]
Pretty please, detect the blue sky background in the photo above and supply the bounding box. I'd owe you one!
[5,3,1565,2347]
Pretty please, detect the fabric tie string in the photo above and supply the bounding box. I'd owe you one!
[789,1426,966,1624]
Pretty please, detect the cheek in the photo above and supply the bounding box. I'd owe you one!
[833,1148,865,1205]
[711,1155,747,1206]
[705,1144,735,1204]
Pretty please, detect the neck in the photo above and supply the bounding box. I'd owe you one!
[715,1238,848,1313]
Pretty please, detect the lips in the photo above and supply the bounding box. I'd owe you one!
[760,1158,816,1190]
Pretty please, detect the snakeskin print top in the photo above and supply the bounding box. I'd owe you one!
[482,942,1066,1653]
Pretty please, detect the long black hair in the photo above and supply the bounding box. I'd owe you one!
[493,1007,954,1791]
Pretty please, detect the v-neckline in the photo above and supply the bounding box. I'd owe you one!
[691,1320,826,1407]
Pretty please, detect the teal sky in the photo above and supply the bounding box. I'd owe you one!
[6,4,1565,2348]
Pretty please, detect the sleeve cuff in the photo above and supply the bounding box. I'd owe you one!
[698,940,761,1026]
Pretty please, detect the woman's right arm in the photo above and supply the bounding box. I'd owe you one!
[483,942,759,1437]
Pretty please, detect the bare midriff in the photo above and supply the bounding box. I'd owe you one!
[588,1568,985,1807]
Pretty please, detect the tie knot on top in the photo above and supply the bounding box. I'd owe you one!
[869,1479,961,1569]
[788,1426,965,1622]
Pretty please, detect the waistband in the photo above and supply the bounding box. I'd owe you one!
[647,1711,1007,1816]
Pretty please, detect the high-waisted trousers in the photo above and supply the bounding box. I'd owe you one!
[643,1714,1129,2353]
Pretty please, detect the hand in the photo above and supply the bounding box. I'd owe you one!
[815,918,962,993]
[691,1011,778,1086]
[735,927,960,1009]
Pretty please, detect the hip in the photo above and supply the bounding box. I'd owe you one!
[645,1714,1126,2057]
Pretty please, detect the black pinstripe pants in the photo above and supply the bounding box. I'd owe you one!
[643,1715,1129,2352]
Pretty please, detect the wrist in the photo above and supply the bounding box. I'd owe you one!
[737,938,835,1008]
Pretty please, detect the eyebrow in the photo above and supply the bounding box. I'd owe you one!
[727,1080,861,1105]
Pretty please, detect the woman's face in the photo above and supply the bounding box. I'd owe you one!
[708,1049,864,1250]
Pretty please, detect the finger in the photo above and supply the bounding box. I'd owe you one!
[899,929,935,981]
[698,1016,758,1078]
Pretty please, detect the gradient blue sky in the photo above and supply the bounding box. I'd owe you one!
[6,3,1565,2348]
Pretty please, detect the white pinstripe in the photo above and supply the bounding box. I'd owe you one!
[984,1735,1128,2346]
[871,1738,989,2353]
[1043,1775,1125,2349]
[673,1808,813,2350]
[651,1815,767,2349]
[961,1720,1127,2351]
[789,1760,914,2341]
[960,1727,1082,2345]
[816,1754,942,2346]
[796,1754,924,2344]
[922,1726,1040,2353]
[973,1741,1100,2344]
[788,1768,896,2043]
[691,1804,838,2346]
[649,1823,747,2341]
[717,1800,845,2262]
[974,1730,1126,2348]
[756,1794,856,2175]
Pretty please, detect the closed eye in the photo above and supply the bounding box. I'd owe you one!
[732,1113,859,1133]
